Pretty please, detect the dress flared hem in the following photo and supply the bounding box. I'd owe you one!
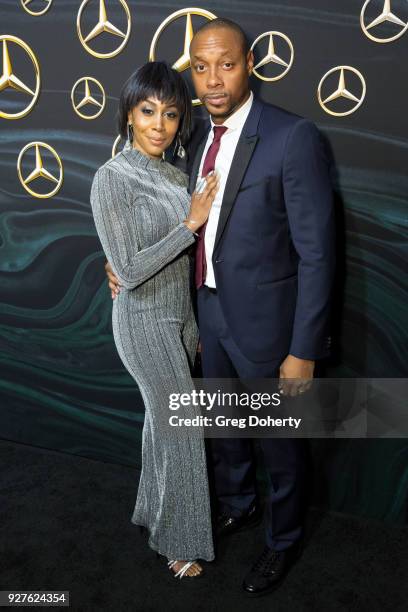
[131,518,215,562]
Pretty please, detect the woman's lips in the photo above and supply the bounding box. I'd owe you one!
[149,138,166,146]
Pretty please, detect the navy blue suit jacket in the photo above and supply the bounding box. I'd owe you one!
[187,96,335,363]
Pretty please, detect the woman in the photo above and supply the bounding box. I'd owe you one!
[90,62,218,579]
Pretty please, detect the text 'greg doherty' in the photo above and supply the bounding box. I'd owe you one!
[168,390,281,411]
[168,415,302,429]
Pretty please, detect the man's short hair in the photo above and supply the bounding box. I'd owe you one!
[193,18,250,56]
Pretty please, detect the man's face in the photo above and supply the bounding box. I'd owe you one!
[190,27,253,124]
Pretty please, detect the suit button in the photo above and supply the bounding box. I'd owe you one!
[215,259,223,264]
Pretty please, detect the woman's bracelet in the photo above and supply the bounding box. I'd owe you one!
[183,219,199,236]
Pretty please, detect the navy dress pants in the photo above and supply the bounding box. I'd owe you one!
[198,285,306,551]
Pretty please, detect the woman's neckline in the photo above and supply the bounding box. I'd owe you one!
[123,144,165,170]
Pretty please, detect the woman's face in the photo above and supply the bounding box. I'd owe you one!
[128,97,181,159]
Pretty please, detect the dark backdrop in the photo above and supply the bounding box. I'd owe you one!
[0,1,407,523]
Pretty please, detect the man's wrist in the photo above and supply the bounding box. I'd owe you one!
[288,354,315,364]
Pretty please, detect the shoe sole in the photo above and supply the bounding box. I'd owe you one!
[243,577,284,597]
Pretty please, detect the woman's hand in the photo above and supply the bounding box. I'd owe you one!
[105,260,121,299]
[184,171,220,232]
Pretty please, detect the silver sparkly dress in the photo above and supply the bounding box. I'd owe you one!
[90,145,214,561]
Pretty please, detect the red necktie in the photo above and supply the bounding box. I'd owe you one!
[195,125,228,289]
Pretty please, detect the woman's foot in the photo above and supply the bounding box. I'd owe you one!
[168,559,203,578]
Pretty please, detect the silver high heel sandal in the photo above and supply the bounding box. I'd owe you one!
[167,559,201,579]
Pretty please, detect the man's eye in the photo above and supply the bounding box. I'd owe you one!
[195,64,205,72]
[223,63,233,69]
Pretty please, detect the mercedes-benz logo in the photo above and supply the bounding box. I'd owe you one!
[360,0,408,43]
[17,141,63,198]
[71,76,105,119]
[111,134,124,158]
[21,0,53,17]
[77,0,131,59]
[149,8,217,106]
[317,66,366,117]
[0,35,41,120]
[250,31,294,82]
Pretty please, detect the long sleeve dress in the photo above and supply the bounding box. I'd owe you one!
[90,145,214,562]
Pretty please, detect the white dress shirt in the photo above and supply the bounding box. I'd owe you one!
[197,91,254,288]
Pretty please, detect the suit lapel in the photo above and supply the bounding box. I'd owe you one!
[213,97,263,252]
[213,134,258,251]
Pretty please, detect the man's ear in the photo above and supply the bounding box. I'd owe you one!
[247,49,254,75]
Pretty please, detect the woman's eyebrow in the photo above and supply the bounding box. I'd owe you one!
[144,98,178,109]
[163,102,179,109]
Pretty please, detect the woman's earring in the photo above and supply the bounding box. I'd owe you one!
[127,123,133,143]
[176,134,186,159]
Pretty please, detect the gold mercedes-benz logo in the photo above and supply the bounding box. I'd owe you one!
[0,35,41,120]
[71,76,105,119]
[21,0,53,17]
[360,0,408,43]
[149,8,217,106]
[111,134,124,158]
[17,141,63,199]
[77,0,131,59]
[250,31,294,81]
[317,66,366,117]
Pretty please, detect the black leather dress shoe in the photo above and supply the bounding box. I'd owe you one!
[242,542,302,597]
[216,501,262,538]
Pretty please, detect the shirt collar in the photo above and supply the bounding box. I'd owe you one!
[209,91,254,133]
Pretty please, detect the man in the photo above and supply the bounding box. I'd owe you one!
[106,18,335,596]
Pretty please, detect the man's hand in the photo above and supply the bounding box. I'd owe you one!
[279,354,315,397]
[105,261,121,299]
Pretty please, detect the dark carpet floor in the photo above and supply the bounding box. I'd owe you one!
[1,438,407,612]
